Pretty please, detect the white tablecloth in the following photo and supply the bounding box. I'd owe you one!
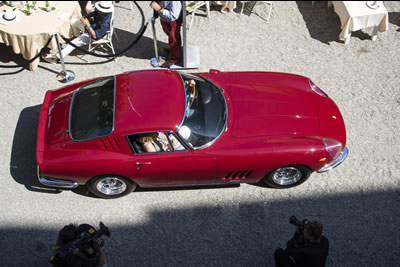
[0,1,81,71]
[332,1,388,41]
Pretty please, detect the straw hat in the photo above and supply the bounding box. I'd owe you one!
[95,1,114,13]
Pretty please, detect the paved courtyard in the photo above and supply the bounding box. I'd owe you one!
[0,1,399,266]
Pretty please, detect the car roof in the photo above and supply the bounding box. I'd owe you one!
[113,69,185,136]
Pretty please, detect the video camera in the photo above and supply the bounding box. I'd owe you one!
[287,216,310,248]
[289,216,310,232]
[50,222,110,266]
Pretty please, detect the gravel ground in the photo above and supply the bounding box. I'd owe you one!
[0,1,399,266]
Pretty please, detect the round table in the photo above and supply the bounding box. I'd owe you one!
[0,1,82,71]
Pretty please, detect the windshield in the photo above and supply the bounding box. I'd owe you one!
[69,76,115,141]
[177,72,227,149]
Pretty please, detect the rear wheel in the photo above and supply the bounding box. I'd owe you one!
[88,175,136,199]
[264,165,311,188]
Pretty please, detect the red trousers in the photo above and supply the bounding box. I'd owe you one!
[161,16,182,63]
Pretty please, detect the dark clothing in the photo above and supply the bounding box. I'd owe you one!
[86,10,112,40]
[275,235,329,267]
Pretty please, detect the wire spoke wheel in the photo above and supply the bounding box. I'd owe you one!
[89,176,136,199]
[97,177,127,195]
[272,167,302,185]
[264,165,311,189]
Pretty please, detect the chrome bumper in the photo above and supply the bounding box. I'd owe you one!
[37,166,79,189]
[317,147,349,173]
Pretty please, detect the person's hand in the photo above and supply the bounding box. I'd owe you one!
[150,1,161,11]
[80,17,90,27]
[185,79,196,87]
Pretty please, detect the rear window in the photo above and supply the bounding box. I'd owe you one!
[69,76,115,141]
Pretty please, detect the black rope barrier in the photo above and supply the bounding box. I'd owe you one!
[60,1,147,58]
[0,34,54,68]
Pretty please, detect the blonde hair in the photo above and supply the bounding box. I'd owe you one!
[137,133,156,143]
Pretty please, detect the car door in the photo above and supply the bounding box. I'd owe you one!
[128,132,217,186]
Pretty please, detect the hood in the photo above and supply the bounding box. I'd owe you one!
[227,83,319,137]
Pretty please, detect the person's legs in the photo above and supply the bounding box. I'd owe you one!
[55,33,90,59]
[161,18,182,64]
[172,16,182,63]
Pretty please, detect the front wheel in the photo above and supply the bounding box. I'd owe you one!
[263,165,311,189]
[88,175,136,199]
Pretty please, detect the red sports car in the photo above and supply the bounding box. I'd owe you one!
[36,69,348,199]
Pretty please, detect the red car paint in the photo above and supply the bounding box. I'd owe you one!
[36,69,347,191]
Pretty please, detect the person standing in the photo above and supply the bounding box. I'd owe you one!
[150,1,182,67]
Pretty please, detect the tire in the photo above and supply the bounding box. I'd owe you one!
[88,175,136,199]
[263,165,311,189]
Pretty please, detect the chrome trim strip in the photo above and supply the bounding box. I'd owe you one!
[317,147,348,173]
[37,166,79,189]
[308,79,329,97]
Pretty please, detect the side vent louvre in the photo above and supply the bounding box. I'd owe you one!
[101,138,120,151]
[222,170,254,181]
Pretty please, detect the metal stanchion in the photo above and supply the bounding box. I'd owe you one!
[150,16,165,67]
[54,34,75,83]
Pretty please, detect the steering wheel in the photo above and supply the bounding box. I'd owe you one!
[189,84,196,107]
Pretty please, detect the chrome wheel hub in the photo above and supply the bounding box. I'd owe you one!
[272,167,302,185]
[97,177,127,195]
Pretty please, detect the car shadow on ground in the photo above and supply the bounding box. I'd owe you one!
[73,182,242,199]
[0,189,399,266]
[296,1,343,45]
[10,105,61,194]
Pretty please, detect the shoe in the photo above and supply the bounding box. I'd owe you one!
[42,54,58,64]
[160,61,175,68]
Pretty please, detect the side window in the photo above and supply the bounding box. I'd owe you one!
[167,132,186,151]
[127,131,187,154]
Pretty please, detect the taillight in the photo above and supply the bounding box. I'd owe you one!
[309,79,328,97]
[323,138,343,159]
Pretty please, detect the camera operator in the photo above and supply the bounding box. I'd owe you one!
[274,220,329,267]
[50,223,108,267]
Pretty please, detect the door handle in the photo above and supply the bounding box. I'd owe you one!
[135,162,151,165]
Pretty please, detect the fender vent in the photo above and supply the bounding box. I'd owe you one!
[101,138,120,151]
[222,170,253,181]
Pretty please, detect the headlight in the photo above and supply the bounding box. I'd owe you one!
[309,79,328,97]
[323,138,343,159]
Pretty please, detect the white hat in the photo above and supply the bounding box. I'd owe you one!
[95,1,114,13]
[0,9,21,25]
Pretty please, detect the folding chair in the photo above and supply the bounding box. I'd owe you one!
[185,1,210,31]
[87,11,116,62]
[240,1,273,23]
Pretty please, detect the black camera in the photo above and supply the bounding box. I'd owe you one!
[287,216,311,248]
[50,222,110,266]
[289,216,310,231]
